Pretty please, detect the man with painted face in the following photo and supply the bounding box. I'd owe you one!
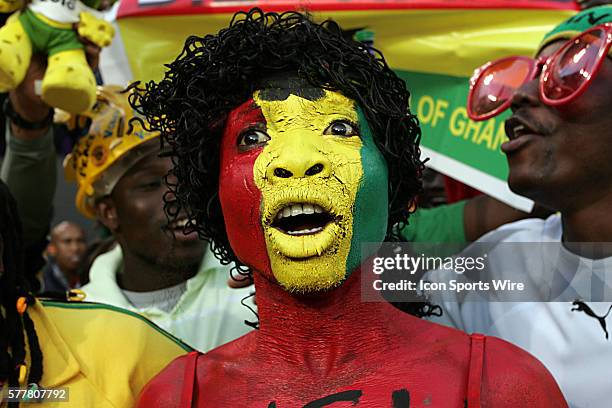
[132,9,566,407]
[425,5,612,407]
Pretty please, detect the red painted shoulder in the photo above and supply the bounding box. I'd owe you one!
[137,354,191,408]
[482,337,568,407]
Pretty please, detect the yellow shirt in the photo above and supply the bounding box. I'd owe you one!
[2,300,191,407]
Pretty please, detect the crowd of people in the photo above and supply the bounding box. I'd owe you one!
[0,2,610,407]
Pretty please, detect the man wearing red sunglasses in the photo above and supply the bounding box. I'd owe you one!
[428,5,612,408]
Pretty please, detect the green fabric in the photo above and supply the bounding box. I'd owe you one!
[354,29,374,43]
[539,5,612,53]
[0,123,56,246]
[81,0,103,9]
[18,9,83,55]
[398,200,467,243]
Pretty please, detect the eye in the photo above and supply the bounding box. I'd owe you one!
[238,129,270,149]
[138,179,163,190]
[324,120,359,137]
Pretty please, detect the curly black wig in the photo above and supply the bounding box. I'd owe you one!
[129,9,430,316]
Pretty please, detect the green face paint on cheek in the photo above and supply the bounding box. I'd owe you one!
[346,108,389,277]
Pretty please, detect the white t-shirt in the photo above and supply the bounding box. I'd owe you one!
[82,245,256,352]
[29,0,103,24]
[426,215,612,408]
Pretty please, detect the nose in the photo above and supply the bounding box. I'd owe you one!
[510,62,545,112]
[268,150,331,182]
[510,79,541,112]
[273,163,326,179]
[69,241,85,255]
[68,241,79,252]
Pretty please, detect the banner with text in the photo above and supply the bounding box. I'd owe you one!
[113,2,576,210]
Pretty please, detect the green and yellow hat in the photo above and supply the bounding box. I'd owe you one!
[538,5,612,54]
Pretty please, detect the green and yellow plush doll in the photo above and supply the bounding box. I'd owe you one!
[0,0,116,113]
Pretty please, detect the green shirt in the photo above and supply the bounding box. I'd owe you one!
[399,200,466,243]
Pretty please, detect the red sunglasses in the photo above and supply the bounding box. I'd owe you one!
[467,23,612,121]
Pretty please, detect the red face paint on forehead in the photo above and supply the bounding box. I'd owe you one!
[218,99,272,276]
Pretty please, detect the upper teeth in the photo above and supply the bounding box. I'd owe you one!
[175,218,188,228]
[276,203,324,220]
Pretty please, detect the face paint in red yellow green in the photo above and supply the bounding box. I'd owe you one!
[219,87,388,293]
[218,100,272,275]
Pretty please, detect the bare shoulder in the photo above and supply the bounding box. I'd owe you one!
[137,354,194,408]
[482,337,568,407]
[138,332,257,407]
[204,332,256,362]
[406,316,472,354]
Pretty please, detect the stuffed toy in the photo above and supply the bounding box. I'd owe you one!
[0,0,115,113]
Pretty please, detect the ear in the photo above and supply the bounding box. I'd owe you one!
[47,242,57,257]
[95,197,120,232]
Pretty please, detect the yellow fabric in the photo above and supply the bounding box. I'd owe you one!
[0,16,31,92]
[118,9,574,83]
[41,48,96,114]
[32,11,72,29]
[1,301,190,407]
[77,12,114,48]
[0,0,21,14]
[253,90,363,292]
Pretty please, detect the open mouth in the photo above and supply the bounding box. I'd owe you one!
[163,217,199,242]
[272,203,335,236]
[505,116,542,140]
[166,217,189,231]
[266,198,343,259]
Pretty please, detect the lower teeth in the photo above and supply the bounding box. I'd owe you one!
[287,227,324,236]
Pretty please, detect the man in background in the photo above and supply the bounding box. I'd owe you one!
[427,6,612,407]
[42,220,87,292]
[64,86,255,351]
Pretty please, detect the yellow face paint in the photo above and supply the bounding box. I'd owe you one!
[253,89,363,293]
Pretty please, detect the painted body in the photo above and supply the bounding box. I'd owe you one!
[139,271,567,407]
[138,86,567,407]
